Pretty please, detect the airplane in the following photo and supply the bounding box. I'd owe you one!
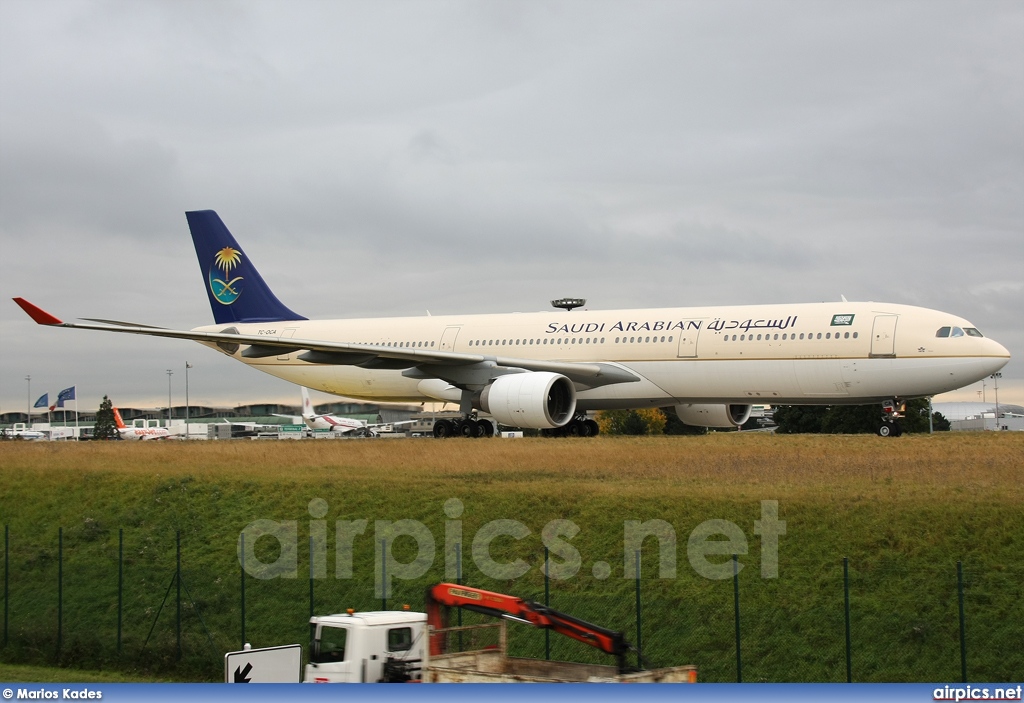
[1,423,46,440]
[113,407,172,440]
[13,210,1011,438]
[284,386,414,437]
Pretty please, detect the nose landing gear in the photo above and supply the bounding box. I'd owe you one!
[877,400,905,437]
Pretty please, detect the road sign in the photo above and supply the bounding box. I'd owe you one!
[224,644,302,683]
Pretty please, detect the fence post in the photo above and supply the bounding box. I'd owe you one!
[456,543,463,652]
[844,557,851,682]
[57,526,63,658]
[957,560,967,683]
[176,531,181,661]
[240,533,246,649]
[634,550,643,668]
[544,546,550,661]
[3,525,8,649]
[309,536,315,622]
[118,529,123,655]
[380,539,387,611]
[733,553,741,683]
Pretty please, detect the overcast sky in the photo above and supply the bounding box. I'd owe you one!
[2,0,1021,414]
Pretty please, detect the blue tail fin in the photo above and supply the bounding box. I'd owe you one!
[186,210,306,324]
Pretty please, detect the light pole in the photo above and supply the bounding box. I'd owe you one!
[25,374,30,425]
[991,373,1002,431]
[185,362,192,438]
[166,369,173,427]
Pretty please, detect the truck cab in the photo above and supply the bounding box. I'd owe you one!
[305,610,427,683]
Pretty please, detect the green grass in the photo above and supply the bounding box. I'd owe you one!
[0,434,1021,682]
[0,661,173,683]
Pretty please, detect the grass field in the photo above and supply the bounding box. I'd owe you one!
[1,433,1021,682]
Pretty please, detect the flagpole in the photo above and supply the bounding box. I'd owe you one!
[185,363,191,439]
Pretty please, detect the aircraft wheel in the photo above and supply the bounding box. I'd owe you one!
[477,420,494,437]
[565,422,581,437]
[584,419,600,437]
[877,422,893,437]
[893,422,904,437]
[577,420,592,437]
[461,420,478,438]
[433,420,454,438]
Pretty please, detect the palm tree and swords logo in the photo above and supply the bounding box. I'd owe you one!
[209,246,244,305]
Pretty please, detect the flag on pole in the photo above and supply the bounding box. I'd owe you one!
[33,393,49,408]
[56,386,76,408]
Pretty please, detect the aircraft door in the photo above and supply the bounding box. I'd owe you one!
[676,323,704,358]
[439,326,461,352]
[869,315,898,357]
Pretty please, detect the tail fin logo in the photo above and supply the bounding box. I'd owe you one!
[210,246,244,305]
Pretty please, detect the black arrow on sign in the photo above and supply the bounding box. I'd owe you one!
[234,662,253,683]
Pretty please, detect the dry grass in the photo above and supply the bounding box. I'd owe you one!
[2,433,1021,504]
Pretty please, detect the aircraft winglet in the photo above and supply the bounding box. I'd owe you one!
[12,298,64,325]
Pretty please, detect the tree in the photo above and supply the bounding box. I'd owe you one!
[774,400,951,434]
[773,405,828,434]
[92,395,119,440]
[595,408,667,435]
[660,407,709,435]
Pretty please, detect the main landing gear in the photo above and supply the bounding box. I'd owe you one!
[542,415,600,438]
[433,417,494,439]
[877,399,904,437]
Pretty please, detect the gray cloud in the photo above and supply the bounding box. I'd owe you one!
[2,0,1021,411]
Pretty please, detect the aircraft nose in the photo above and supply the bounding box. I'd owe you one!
[986,338,1011,371]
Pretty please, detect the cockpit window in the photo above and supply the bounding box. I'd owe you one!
[964,327,984,337]
[951,327,965,337]
[936,327,950,338]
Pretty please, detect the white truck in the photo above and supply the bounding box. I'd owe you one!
[303,583,697,684]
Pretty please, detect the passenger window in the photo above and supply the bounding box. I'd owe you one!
[951,327,964,337]
[853,332,858,339]
[816,333,822,340]
[314,626,348,663]
[756,334,762,341]
[645,336,650,343]
[844,332,849,339]
[799,333,804,340]
[936,327,951,338]
[826,333,831,339]
[668,336,673,342]
[388,627,413,652]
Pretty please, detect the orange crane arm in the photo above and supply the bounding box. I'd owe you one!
[425,582,634,673]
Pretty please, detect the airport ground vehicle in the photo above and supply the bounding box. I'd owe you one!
[303,583,696,683]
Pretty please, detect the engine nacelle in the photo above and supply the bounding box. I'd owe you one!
[675,403,752,429]
[480,372,576,429]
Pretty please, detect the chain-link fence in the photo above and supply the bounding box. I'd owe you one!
[1,525,1021,681]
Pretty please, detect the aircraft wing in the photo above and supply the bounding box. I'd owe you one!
[14,298,640,391]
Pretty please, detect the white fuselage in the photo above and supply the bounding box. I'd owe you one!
[194,301,1010,409]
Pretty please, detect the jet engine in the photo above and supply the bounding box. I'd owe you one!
[480,372,576,429]
[675,403,752,429]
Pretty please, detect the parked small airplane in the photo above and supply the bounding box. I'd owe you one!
[1,423,46,440]
[280,387,413,437]
[113,407,172,440]
[13,210,1011,438]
